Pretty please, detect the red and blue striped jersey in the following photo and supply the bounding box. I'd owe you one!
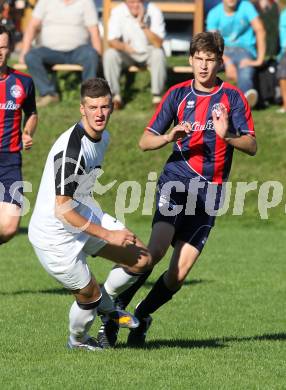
[0,67,36,153]
[146,78,255,184]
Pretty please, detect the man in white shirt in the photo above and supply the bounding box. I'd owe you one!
[19,0,102,107]
[103,0,166,109]
[29,78,152,350]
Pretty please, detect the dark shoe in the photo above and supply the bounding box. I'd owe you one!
[97,319,119,349]
[127,314,152,347]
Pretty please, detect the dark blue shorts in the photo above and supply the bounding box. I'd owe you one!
[152,170,224,252]
[0,152,23,207]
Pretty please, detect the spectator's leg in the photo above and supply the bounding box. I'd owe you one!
[223,47,239,84]
[103,48,124,97]
[225,47,258,107]
[237,63,255,93]
[147,47,167,103]
[70,44,98,81]
[25,47,66,96]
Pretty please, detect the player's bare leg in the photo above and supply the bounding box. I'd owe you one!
[0,202,21,244]
[164,241,200,290]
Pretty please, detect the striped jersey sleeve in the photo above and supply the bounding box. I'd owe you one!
[54,127,85,197]
[229,88,255,137]
[146,81,192,135]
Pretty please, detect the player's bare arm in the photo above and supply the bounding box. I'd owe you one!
[225,134,257,156]
[139,122,191,151]
[22,113,38,150]
[212,107,257,156]
[55,195,136,247]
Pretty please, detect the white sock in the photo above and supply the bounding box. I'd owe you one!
[69,301,97,344]
[98,266,139,314]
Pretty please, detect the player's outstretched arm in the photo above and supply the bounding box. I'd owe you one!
[139,123,191,151]
[55,195,136,247]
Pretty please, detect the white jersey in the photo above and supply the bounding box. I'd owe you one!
[29,122,110,255]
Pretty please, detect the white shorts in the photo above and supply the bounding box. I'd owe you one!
[32,213,125,291]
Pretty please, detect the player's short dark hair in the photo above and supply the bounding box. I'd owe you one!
[0,24,13,49]
[81,78,112,102]
[189,32,224,59]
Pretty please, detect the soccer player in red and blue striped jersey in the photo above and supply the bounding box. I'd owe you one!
[99,31,257,347]
[0,25,37,244]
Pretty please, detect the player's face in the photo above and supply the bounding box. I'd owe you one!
[0,33,10,69]
[80,95,113,139]
[189,51,221,90]
[126,0,144,17]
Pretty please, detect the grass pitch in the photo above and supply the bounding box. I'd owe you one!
[0,67,285,389]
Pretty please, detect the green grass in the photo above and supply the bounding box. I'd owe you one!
[1,68,286,389]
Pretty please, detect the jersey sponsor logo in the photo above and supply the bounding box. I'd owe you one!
[10,85,23,99]
[186,100,195,109]
[211,103,226,118]
[0,100,21,110]
[191,120,215,132]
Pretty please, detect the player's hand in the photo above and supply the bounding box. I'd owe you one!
[22,133,33,150]
[212,104,229,140]
[106,229,137,247]
[166,121,192,143]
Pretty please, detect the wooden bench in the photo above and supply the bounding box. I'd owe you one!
[12,63,83,72]
[13,61,193,75]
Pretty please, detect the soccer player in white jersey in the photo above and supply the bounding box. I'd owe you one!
[29,78,152,351]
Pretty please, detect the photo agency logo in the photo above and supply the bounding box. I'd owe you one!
[1,163,285,225]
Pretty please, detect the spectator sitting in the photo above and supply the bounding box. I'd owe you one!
[277,0,286,113]
[103,0,166,109]
[207,0,266,108]
[19,0,102,107]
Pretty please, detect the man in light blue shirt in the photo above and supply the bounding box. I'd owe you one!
[207,0,266,107]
